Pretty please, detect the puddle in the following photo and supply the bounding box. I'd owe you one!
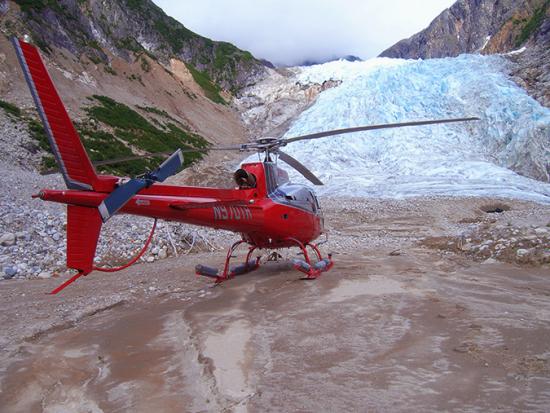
[203,319,252,400]
[43,387,104,413]
[328,276,405,302]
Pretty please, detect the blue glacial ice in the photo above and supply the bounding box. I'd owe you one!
[275,54,550,203]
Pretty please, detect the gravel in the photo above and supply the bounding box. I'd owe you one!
[0,160,234,280]
[417,201,550,266]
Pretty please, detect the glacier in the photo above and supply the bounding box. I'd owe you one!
[261,54,550,203]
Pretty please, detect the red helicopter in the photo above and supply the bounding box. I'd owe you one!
[13,38,478,294]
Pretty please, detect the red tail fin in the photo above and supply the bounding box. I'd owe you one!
[13,38,98,190]
[48,205,102,294]
[66,205,102,274]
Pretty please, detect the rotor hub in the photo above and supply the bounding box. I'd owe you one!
[253,137,281,150]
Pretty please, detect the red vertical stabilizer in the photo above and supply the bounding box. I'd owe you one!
[12,37,98,190]
[48,205,103,295]
[66,205,102,274]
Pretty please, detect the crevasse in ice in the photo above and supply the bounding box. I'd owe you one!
[271,54,550,203]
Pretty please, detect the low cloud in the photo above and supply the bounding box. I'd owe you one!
[154,0,455,66]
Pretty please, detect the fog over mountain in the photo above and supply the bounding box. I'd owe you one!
[154,0,455,66]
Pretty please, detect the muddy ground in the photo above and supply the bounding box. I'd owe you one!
[0,197,549,412]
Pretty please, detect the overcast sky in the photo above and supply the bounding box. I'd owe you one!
[154,0,455,66]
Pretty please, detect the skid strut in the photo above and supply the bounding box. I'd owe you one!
[195,240,260,282]
[284,237,333,279]
[196,238,333,282]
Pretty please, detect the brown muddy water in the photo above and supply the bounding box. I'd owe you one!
[1,249,549,412]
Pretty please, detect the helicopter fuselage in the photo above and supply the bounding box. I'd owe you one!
[38,161,324,249]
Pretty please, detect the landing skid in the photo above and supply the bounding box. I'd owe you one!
[285,237,333,280]
[195,238,333,282]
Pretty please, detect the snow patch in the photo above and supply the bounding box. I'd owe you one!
[478,35,492,52]
[505,47,527,56]
[77,71,96,87]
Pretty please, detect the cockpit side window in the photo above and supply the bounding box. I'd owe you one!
[311,191,320,210]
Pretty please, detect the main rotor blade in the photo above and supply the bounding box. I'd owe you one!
[92,144,252,168]
[284,117,480,144]
[93,152,173,167]
[178,144,250,152]
[277,150,323,186]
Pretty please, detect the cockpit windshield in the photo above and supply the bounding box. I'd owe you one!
[264,162,321,215]
[273,184,320,214]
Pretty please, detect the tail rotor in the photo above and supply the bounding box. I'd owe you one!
[98,149,184,222]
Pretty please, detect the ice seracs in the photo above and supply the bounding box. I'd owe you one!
[275,54,550,203]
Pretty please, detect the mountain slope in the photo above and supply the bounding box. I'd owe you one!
[0,0,263,176]
[9,0,268,93]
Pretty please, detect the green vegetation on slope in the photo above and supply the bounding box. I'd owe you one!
[78,127,152,176]
[214,42,253,71]
[153,16,198,53]
[515,0,550,46]
[0,100,22,118]
[13,0,61,13]
[22,96,209,176]
[83,95,209,175]
[184,63,226,105]
[26,119,57,170]
[115,36,143,53]
[86,95,153,131]
[125,0,147,12]
[136,105,184,126]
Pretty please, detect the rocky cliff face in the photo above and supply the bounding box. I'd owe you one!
[380,0,550,107]
[8,0,268,93]
[380,0,549,58]
[234,67,342,139]
[509,50,549,101]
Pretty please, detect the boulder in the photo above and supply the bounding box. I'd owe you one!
[0,233,16,246]
[3,266,17,278]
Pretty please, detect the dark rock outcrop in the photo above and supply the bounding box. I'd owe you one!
[380,0,549,58]
[509,44,550,107]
